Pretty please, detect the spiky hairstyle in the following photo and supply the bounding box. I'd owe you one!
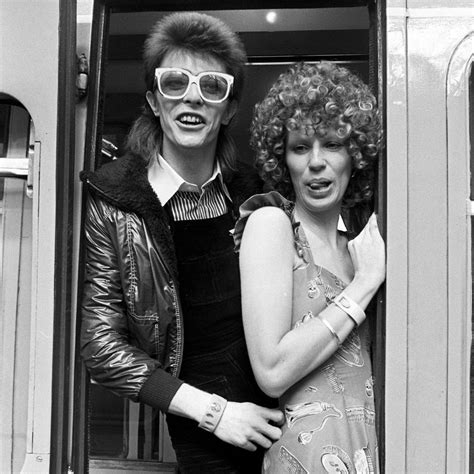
[126,12,247,174]
[143,11,246,102]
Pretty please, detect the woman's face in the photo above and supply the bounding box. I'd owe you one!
[285,127,352,216]
[146,50,236,159]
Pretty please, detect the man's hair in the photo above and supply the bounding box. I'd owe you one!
[143,11,246,102]
[251,61,383,208]
[126,12,247,175]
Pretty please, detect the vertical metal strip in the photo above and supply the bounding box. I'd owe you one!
[368,0,387,469]
[72,2,111,472]
[71,0,109,474]
[468,62,474,472]
[50,0,77,472]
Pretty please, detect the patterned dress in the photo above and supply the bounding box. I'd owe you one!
[234,192,378,474]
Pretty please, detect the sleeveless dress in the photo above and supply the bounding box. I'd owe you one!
[234,192,378,474]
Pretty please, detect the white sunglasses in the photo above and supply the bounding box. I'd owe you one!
[154,67,234,104]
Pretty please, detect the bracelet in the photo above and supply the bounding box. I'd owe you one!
[333,292,366,327]
[198,394,228,433]
[319,316,342,346]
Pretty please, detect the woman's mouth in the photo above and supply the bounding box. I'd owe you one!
[307,179,332,191]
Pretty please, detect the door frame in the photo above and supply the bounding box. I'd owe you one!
[50,0,78,472]
[73,2,384,472]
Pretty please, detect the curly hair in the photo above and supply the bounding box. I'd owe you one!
[126,12,247,177]
[250,61,382,207]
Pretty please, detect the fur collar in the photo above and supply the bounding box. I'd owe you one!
[80,153,178,278]
[80,153,263,278]
[81,153,158,212]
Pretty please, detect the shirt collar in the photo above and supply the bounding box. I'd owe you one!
[147,153,231,206]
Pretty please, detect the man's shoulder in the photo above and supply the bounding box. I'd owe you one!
[80,153,160,214]
[80,153,146,187]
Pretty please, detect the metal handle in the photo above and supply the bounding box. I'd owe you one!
[0,141,38,198]
[468,200,474,216]
[0,158,29,179]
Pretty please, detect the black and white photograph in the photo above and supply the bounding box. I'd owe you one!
[0,1,473,473]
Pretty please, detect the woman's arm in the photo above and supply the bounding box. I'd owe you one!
[240,207,385,398]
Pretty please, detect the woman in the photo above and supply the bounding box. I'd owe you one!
[235,62,385,473]
[80,12,282,473]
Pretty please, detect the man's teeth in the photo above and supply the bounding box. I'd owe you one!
[179,115,203,124]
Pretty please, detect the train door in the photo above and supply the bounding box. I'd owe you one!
[73,1,383,473]
[0,1,77,472]
[384,2,473,472]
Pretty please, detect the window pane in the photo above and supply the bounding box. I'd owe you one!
[89,384,165,461]
[0,104,10,157]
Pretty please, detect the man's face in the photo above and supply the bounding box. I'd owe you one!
[146,50,236,161]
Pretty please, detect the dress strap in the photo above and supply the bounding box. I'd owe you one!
[232,191,294,251]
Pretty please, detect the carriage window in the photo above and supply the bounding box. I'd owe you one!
[0,98,35,474]
[0,104,9,157]
[0,101,34,287]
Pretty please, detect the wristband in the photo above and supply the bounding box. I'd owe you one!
[333,292,366,326]
[319,316,342,346]
[198,394,227,433]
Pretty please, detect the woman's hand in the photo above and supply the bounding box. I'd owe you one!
[214,402,283,451]
[348,213,386,293]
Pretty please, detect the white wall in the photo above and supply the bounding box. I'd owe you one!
[0,1,60,472]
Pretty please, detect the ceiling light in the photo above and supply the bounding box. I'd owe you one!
[266,11,277,24]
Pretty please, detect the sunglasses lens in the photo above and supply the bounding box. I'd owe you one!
[160,71,189,97]
[199,74,230,101]
[157,69,231,102]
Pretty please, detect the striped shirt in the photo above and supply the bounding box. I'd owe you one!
[147,154,231,221]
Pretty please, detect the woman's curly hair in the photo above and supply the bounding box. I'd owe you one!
[250,61,382,207]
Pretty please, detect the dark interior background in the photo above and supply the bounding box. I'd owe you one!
[102,8,369,165]
[89,7,371,460]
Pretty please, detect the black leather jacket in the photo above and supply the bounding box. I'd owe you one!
[80,153,261,411]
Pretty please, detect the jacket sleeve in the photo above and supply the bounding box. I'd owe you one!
[80,194,183,411]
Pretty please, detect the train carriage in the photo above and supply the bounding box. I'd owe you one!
[0,0,472,472]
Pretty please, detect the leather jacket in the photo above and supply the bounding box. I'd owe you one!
[80,153,262,411]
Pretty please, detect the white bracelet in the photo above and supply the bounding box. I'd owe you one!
[319,316,342,346]
[198,394,227,433]
[333,292,366,326]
